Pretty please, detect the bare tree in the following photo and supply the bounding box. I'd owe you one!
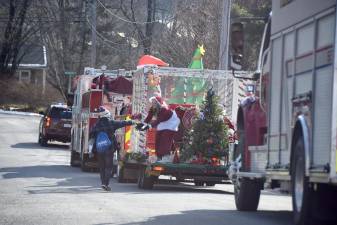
[34,0,88,100]
[152,0,222,68]
[119,0,156,55]
[0,0,35,77]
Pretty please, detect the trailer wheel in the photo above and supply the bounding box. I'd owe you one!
[291,137,313,225]
[234,178,261,211]
[70,150,80,167]
[81,153,91,172]
[194,181,204,186]
[40,134,48,147]
[138,167,154,190]
[117,165,126,183]
[205,182,216,187]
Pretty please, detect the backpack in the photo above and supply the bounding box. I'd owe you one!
[95,131,112,152]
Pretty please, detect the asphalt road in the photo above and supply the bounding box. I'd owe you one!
[0,113,293,225]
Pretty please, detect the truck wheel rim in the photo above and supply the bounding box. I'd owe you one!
[117,164,120,177]
[294,156,304,212]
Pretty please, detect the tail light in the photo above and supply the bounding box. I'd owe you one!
[45,117,51,127]
[149,149,156,156]
[211,157,220,166]
[152,166,164,172]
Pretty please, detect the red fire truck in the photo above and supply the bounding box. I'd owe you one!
[229,1,337,224]
[70,67,132,172]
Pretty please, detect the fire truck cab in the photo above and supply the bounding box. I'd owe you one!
[230,1,337,224]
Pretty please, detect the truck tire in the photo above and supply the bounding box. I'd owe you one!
[234,178,261,211]
[138,168,154,190]
[236,126,247,171]
[311,184,337,224]
[291,137,314,225]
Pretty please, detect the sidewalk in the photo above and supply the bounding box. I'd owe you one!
[0,109,42,117]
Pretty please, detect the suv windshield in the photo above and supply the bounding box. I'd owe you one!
[50,107,72,119]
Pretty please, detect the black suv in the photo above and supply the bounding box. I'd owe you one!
[38,104,72,146]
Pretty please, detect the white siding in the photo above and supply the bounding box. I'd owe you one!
[270,38,282,135]
[295,72,312,95]
[272,0,335,35]
[269,37,283,165]
[317,14,335,48]
[312,13,335,166]
[313,66,333,165]
[297,24,314,56]
[282,32,295,164]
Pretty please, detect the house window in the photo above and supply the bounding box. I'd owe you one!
[19,70,31,83]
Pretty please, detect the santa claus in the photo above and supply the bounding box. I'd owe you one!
[138,96,180,159]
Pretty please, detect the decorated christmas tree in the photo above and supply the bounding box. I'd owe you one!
[180,88,229,163]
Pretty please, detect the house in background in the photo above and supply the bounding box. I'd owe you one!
[15,44,47,94]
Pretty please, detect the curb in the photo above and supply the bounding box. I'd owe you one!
[0,109,43,117]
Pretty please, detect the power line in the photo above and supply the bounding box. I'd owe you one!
[86,17,136,53]
[86,16,155,47]
[86,17,131,46]
[97,0,168,25]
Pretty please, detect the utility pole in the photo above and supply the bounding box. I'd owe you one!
[90,0,96,68]
[218,0,232,70]
[218,0,233,120]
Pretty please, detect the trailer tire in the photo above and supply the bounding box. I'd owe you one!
[40,134,48,147]
[138,168,154,190]
[205,182,216,187]
[194,181,204,186]
[234,178,261,211]
[291,137,314,225]
[81,153,91,172]
[117,165,126,183]
[70,150,80,167]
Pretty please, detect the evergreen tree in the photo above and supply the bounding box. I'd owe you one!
[181,88,229,162]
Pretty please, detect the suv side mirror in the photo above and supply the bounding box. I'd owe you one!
[230,22,244,70]
[253,71,260,81]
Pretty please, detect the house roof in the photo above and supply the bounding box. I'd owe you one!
[17,44,47,68]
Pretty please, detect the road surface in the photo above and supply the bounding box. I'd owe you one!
[0,113,293,225]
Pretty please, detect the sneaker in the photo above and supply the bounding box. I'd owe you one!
[105,186,111,191]
[101,185,107,190]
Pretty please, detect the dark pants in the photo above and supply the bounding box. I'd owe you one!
[97,150,114,186]
[155,130,176,157]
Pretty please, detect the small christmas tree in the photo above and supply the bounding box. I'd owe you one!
[181,88,229,163]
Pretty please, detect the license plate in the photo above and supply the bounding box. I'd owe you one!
[63,124,71,128]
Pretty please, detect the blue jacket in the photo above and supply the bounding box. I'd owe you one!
[90,117,133,151]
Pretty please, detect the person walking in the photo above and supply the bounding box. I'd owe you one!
[90,106,135,191]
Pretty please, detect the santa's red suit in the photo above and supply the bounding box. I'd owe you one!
[144,97,180,157]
